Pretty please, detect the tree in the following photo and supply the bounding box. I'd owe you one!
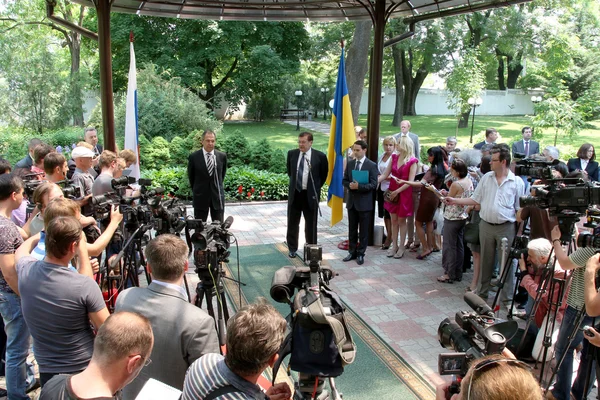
[109,16,310,109]
[532,85,586,146]
[0,0,91,125]
[445,49,485,130]
[345,21,372,125]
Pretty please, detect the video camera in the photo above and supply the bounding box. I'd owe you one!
[514,156,557,182]
[577,209,600,249]
[54,179,82,200]
[185,216,233,273]
[22,172,44,198]
[270,245,355,399]
[438,292,518,381]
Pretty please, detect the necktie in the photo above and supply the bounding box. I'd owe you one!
[524,142,529,157]
[297,152,305,192]
[355,160,361,170]
[206,153,214,176]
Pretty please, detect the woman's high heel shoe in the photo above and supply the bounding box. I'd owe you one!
[387,247,398,257]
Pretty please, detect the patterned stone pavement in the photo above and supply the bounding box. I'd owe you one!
[224,200,475,387]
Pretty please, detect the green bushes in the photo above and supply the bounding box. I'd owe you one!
[219,131,286,173]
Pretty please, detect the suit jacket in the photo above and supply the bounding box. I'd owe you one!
[115,282,220,399]
[393,132,420,161]
[567,158,600,182]
[511,140,540,158]
[343,157,378,212]
[93,143,103,156]
[287,148,328,210]
[473,141,486,150]
[15,155,33,170]
[188,149,228,212]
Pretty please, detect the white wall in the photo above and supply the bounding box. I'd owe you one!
[362,88,543,116]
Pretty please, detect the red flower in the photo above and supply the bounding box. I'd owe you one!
[251,187,255,194]
[260,191,265,197]
[237,185,243,194]
[247,192,252,198]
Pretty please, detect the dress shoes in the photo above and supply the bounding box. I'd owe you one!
[357,255,364,265]
[288,251,297,258]
[343,253,357,262]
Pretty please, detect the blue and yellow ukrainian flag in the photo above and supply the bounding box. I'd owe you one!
[326,47,355,226]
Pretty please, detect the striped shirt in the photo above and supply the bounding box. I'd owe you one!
[182,353,267,400]
[566,246,600,309]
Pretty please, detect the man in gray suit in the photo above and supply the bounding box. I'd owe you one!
[393,120,420,162]
[115,234,220,399]
[511,126,539,159]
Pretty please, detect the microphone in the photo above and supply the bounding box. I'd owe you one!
[146,187,165,197]
[464,292,494,317]
[304,155,312,170]
[221,216,234,230]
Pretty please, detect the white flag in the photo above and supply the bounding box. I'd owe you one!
[124,39,140,180]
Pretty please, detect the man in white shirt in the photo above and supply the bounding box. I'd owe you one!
[445,144,524,300]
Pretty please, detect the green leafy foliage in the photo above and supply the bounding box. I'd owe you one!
[89,64,222,142]
[140,136,171,171]
[224,166,289,201]
[531,86,586,146]
[141,167,192,199]
[219,132,252,167]
[445,49,486,118]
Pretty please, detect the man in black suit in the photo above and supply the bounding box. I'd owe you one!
[15,138,42,170]
[188,130,228,222]
[286,132,328,258]
[84,128,103,156]
[473,128,498,150]
[342,140,378,265]
[511,126,539,158]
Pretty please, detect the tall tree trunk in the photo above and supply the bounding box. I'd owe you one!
[458,110,471,128]
[69,32,84,126]
[405,68,428,116]
[506,52,523,89]
[496,49,506,91]
[345,20,372,126]
[391,44,404,127]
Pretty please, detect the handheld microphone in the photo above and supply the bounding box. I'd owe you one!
[464,292,494,317]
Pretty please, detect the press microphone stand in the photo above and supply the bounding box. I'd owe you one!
[305,156,322,217]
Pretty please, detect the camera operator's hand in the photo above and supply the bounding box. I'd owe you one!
[266,382,292,400]
[109,204,123,226]
[551,226,561,242]
[585,253,600,276]
[435,381,454,400]
[90,257,100,274]
[518,254,528,273]
[584,327,600,347]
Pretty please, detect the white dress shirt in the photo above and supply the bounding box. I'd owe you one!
[471,170,524,224]
[296,148,311,190]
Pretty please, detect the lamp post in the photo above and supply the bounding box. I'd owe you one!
[295,90,303,131]
[467,96,483,144]
[531,95,542,116]
[321,87,329,120]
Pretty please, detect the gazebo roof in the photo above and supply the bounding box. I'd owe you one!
[71,0,530,23]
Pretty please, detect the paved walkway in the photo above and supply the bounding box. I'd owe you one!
[224,200,474,387]
[282,119,331,134]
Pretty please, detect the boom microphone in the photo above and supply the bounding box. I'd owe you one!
[464,292,494,317]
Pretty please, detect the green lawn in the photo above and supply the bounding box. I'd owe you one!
[222,116,600,159]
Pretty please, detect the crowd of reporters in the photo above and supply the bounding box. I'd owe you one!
[0,131,292,400]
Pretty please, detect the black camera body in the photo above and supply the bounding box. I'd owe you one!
[514,157,556,181]
[438,293,518,380]
[185,216,232,273]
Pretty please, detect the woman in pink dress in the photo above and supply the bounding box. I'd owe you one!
[377,136,418,259]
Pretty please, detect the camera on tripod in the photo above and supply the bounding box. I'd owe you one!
[514,156,556,182]
[509,235,529,265]
[185,216,233,272]
[270,244,355,400]
[577,209,600,249]
[438,292,518,380]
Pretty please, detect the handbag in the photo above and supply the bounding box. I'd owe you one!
[383,189,399,204]
[464,210,481,245]
[433,207,444,235]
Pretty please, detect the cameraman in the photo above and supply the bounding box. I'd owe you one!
[182,298,291,400]
[92,151,124,196]
[436,354,542,400]
[545,225,600,400]
[517,238,566,330]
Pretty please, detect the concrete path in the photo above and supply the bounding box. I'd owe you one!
[282,119,331,134]
[223,200,476,387]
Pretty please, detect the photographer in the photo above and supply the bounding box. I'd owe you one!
[92,151,124,196]
[545,225,600,400]
[517,238,566,330]
[183,298,291,400]
[436,354,542,400]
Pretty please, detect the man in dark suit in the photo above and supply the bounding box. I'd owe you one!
[286,132,328,258]
[511,126,539,158]
[84,128,103,155]
[115,234,220,400]
[15,138,42,170]
[473,128,498,150]
[342,140,378,265]
[188,130,228,222]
